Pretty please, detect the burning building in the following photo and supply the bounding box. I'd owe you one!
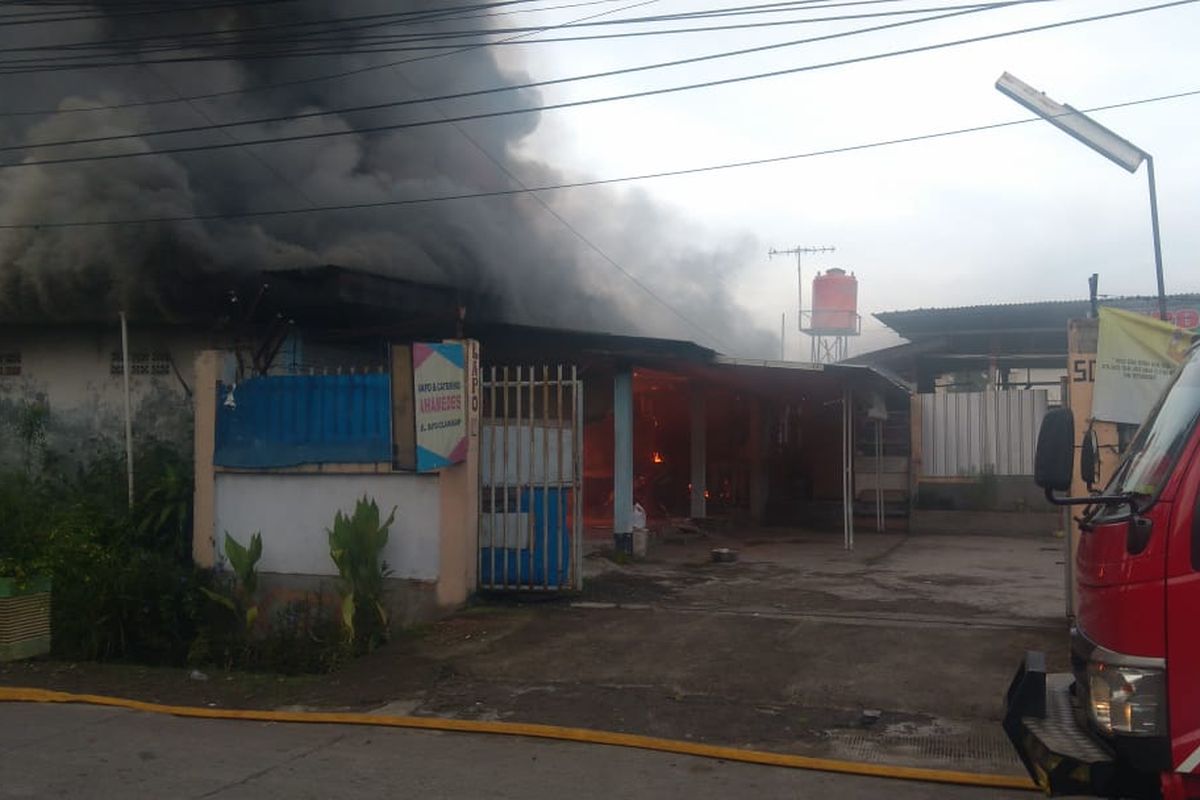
[0,3,909,559]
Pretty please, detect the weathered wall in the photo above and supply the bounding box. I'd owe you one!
[212,472,441,580]
[0,324,209,465]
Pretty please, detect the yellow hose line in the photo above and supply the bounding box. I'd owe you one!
[0,686,1036,792]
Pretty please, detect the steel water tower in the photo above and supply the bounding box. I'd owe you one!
[804,268,860,362]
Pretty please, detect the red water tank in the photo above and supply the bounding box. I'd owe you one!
[810,268,858,334]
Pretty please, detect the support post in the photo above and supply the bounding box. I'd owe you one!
[749,398,768,523]
[613,367,634,554]
[843,387,854,551]
[119,312,134,509]
[689,385,707,519]
[192,350,221,568]
[1146,155,1167,321]
[875,418,884,533]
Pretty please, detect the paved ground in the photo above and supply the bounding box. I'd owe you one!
[1,529,1072,777]
[0,703,1030,800]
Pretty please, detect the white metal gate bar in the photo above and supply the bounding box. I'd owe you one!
[479,365,582,591]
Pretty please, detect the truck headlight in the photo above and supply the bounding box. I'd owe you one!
[1087,661,1166,736]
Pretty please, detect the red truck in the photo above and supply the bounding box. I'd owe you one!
[1005,344,1200,799]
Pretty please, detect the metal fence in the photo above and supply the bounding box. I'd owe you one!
[920,389,1049,477]
[479,366,583,592]
[214,373,392,468]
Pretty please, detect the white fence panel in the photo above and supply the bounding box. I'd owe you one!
[921,390,1048,477]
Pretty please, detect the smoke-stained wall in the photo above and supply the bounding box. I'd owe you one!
[0,326,203,466]
[0,2,773,356]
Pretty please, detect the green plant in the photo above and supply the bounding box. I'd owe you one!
[0,442,203,665]
[134,446,194,563]
[328,496,395,652]
[201,532,263,633]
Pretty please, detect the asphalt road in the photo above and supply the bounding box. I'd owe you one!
[0,703,1031,799]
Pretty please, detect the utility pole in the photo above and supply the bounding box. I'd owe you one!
[769,245,835,358]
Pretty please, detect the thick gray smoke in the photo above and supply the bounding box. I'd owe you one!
[0,1,773,355]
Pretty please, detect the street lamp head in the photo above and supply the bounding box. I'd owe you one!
[995,72,1146,173]
[994,71,1166,321]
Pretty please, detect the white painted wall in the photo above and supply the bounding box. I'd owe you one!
[213,472,441,580]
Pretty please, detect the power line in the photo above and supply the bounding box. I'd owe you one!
[0,0,304,26]
[3,86,1195,230]
[0,0,1026,73]
[2,0,582,56]
[0,1,1054,153]
[0,0,846,56]
[0,0,1189,168]
[9,0,994,55]
[0,0,923,115]
[10,0,1041,64]
[0,0,547,28]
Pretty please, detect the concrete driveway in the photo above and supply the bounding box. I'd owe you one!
[0,529,1068,780]
[381,529,1069,776]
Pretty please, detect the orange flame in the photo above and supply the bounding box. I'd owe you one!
[651,451,665,464]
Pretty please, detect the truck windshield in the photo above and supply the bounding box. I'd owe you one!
[1104,347,1200,504]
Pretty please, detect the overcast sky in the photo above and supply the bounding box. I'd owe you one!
[482,0,1200,356]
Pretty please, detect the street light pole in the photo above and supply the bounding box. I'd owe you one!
[995,72,1168,319]
[1146,155,1167,321]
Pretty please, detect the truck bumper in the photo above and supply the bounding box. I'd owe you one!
[1003,651,1122,797]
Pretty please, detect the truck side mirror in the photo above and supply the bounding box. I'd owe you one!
[1035,408,1075,492]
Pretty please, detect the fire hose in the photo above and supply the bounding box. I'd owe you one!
[0,686,1036,792]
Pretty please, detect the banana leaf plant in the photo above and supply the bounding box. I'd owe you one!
[202,531,262,632]
[328,497,394,651]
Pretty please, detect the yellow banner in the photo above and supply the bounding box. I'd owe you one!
[1092,307,1196,424]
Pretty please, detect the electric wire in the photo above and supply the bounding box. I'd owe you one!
[1,86,1193,230]
[117,0,658,220]
[0,0,967,116]
[0,0,551,27]
[17,0,1052,61]
[0,0,1061,153]
[0,0,1010,53]
[0,0,1189,168]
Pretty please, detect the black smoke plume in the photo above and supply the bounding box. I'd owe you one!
[0,1,773,355]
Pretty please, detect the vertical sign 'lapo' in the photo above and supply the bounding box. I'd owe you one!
[413,342,467,472]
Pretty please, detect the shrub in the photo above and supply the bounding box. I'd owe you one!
[0,442,201,664]
[201,531,263,633]
[328,496,395,654]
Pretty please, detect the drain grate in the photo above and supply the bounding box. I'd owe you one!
[824,729,1022,771]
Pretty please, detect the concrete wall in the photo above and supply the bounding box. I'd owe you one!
[0,324,209,465]
[213,472,441,580]
[193,344,481,625]
[916,475,1055,512]
[910,509,1062,537]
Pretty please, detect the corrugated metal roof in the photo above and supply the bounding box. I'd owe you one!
[875,294,1200,340]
